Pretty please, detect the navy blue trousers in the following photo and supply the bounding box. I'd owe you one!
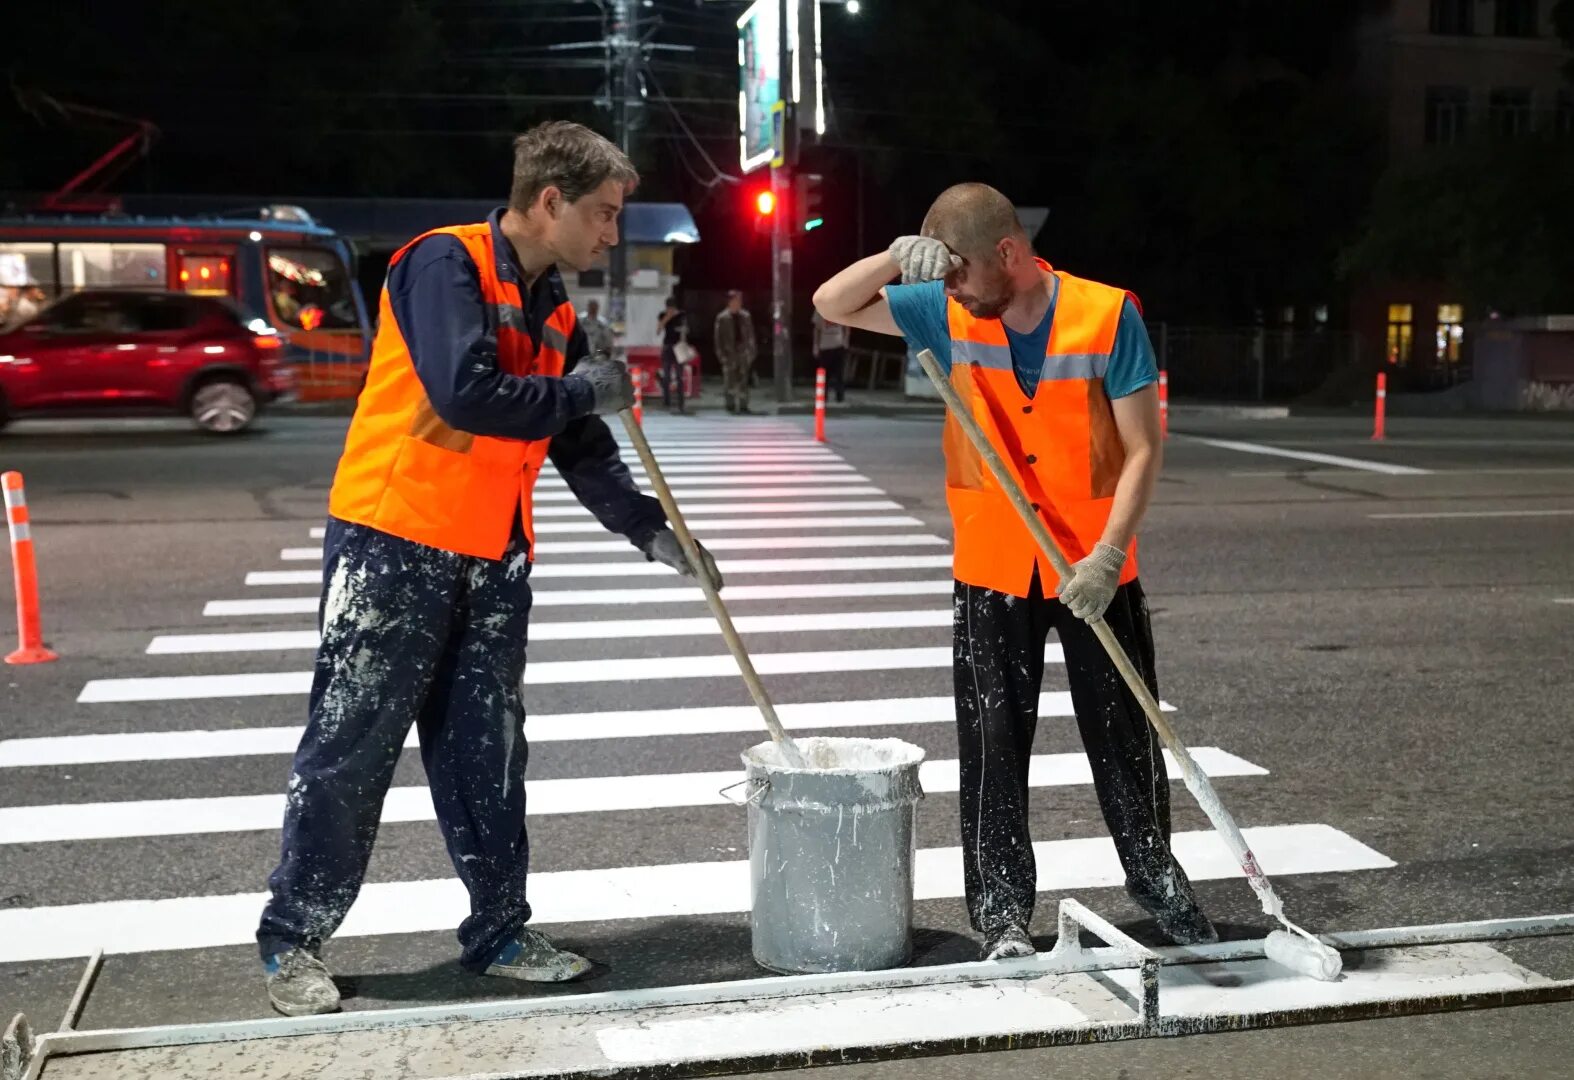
[257,517,535,970]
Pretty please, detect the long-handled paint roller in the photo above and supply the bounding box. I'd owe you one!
[619,409,810,769]
[915,349,1341,981]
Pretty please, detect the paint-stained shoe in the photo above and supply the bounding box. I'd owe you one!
[483,927,593,983]
[982,925,1036,961]
[1125,879,1220,946]
[264,948,341,1017]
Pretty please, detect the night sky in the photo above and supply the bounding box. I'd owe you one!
[3,1,1572,323]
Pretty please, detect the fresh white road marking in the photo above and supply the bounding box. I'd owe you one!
[0,825,1394,962]
[205,579,957,617]
[0,749,1261,843]
[245,554,955,586]
[4,692,1178,767]
[80,644,1040,703]
[154,609,954,654]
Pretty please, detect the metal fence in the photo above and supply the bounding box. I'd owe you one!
[1155,324,1360,403]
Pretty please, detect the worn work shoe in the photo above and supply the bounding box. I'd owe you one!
[982,925,1036,961]
[264,949,341,1017]
[483,927,593,983]
[1125,879,1220,946]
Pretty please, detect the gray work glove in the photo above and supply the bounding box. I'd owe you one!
[642,528,724,592]
[1057,542,1127,622]
[568,354,634,415]
[888,235,962,285]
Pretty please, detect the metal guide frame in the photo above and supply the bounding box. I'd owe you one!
[7,908,1573,1080]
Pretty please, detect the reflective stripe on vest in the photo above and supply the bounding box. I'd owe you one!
[327,221,572,560]
[943,263,1140,599]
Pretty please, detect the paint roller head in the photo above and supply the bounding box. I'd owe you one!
[1264,929,1342,981]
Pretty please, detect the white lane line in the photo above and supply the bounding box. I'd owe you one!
[80,644,1023,703]
[0,749,1261,845]
[6,691,1174,767]
[536,485,885,502]
[153,609,955,655]
[278,534,945,561]
[206,579,956,617]
[1554,598,1574,605]
[1187,437,1431,476]
[1367,509,1574,520]
[246,554,955,586]
[0,825,1394,963]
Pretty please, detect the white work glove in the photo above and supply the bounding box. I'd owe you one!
[567,354,634,415]
[888,235,961,285]
[1057,542,1126,622]
[642,528,724,592]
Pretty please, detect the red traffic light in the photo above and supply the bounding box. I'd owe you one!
[755,190,776,216]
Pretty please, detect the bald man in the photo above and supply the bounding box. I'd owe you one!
[813,184,1215,960]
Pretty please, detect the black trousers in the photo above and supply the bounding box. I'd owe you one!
[660,344,685,410]
[257,518,535,970]
[953,572,1191,934]
[818,347,846,402]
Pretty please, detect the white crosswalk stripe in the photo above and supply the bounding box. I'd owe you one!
[0,750,1265,844]
[0,826,1395,964]
[16,425,1399,981]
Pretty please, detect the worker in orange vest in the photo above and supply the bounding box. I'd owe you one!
[813,183,1214,961]
[255,122,722,1017]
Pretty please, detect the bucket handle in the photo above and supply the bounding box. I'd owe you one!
[718,777,769,806]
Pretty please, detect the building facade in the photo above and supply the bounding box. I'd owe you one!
[1354,0,1571,388]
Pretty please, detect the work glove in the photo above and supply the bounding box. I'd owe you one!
[568,353,635,415]
[642,528,725,592]
[1056,542,1126,622]
[888,235,962,285]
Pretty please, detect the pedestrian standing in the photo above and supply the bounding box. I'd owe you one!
[579,297,616,358]
[811,308,848,403]
[657,295,687,413]
[255,121,724,1017]
[713,289,758,414]
[813,182,1215,961]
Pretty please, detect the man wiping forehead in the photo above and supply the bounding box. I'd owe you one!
[813,182,1215,961]
[891,183,1157,402]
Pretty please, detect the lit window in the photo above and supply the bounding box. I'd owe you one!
[1436,303,1465,364]
[1387,304,1414,366]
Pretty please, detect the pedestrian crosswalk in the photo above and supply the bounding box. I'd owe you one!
[0,415,1397,974]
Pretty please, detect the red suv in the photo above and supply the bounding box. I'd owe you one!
[0,291,291,434]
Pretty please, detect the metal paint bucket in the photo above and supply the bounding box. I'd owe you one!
[741,736,925,974]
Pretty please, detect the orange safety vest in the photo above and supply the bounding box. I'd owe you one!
[328,222,575,560]
[944,262,1142,599]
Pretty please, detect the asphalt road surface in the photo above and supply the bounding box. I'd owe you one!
[1,404,1571,1077]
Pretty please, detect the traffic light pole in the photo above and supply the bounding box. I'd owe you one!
[770,0,794,404]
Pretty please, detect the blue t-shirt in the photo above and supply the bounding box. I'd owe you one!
[886,279,1157,399]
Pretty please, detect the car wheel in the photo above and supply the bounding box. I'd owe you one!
[189,379,257,434]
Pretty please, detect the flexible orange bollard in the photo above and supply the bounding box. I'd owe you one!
[3,472,58,664]
[632,367,644,426]
[1372,371,1387,442]
[814,367,827,443]
[1158,369,1169,439]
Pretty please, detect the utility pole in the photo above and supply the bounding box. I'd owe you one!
[770,0,795,403]
[608,0,639,345]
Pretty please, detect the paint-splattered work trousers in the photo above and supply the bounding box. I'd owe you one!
[953,572,1196,934]
[257,517,534,970]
